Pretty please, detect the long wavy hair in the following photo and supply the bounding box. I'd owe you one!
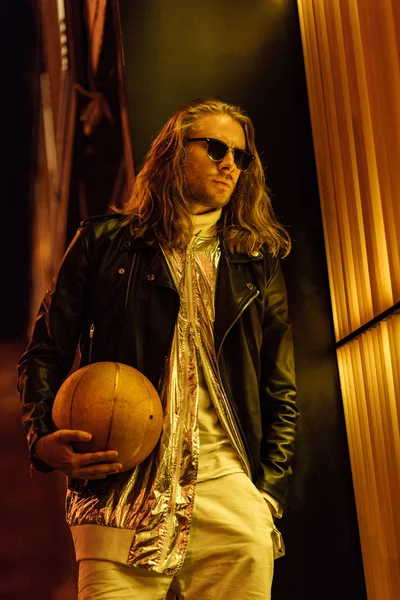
[117,98,291,257]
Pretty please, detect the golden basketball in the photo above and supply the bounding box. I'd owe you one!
[52,362,163,471]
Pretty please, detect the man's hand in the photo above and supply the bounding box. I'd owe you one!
[33,430,123,479]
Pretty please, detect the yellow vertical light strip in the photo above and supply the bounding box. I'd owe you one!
[357,0,400,301]
[383,317,400,570]
[315,0,363,334]
[328,0,374,329]
[379,324,400,592]
[300,0,398,339]
[346,0,393,312]
[297,0,349,340]
[297,1,400,598]
[337,344,375,596]
[338,321,400,599]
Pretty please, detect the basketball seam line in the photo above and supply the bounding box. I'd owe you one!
[105,362,119,451]
[69,366,92,430]
[128,375,155,461]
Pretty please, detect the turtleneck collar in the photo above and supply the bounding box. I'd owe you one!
[191,209,222,238]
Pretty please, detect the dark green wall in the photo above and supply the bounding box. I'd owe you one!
[1,2,34,337]
[119,1,367,597]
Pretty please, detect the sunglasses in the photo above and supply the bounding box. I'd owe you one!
[187,137,255,171]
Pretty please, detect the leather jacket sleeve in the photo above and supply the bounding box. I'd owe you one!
[256,257,298,505]
[17,224,91,471]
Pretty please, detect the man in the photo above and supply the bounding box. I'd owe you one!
[18,98,298,599]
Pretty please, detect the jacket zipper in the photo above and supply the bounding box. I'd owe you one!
[215,290,259,477]
[216,290,259,363]
[185,243,252,476]
[88,322,95,364]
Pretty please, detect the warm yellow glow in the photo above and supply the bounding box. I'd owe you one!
[337,316,400,597]
[297,0,400,598]
[298,0,400,342]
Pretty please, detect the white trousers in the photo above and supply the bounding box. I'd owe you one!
[78,472,275,600]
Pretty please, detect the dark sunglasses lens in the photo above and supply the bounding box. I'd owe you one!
[207,139,253,171]
[234,150,252,171]
[207,139,228,161]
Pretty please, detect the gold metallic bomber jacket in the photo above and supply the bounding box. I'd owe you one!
[18,214,298,508]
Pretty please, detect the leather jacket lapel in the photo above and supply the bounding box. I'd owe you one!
[144,249,178,292]
[214,251,260,357]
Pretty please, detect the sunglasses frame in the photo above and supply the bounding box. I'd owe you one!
[186,137,255,171]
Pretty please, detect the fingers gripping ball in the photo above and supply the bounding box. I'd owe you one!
[52,362,163,471]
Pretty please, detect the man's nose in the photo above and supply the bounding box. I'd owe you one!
[218,149,236,172]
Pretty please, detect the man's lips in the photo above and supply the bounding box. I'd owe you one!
[213,179,231,189]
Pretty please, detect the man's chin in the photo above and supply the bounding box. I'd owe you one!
[191,197,230,215]
[192,206,221,215]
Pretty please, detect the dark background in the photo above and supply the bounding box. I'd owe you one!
[1,2,35,338]
[2,0,367,598]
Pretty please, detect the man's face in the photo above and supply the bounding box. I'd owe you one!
[184,113,246,214]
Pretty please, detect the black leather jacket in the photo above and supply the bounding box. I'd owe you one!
[18,215,298,507]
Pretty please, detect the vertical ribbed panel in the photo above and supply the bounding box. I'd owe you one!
[337,316,400,598]
[297,0,400,340]
[297,1,400,598]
